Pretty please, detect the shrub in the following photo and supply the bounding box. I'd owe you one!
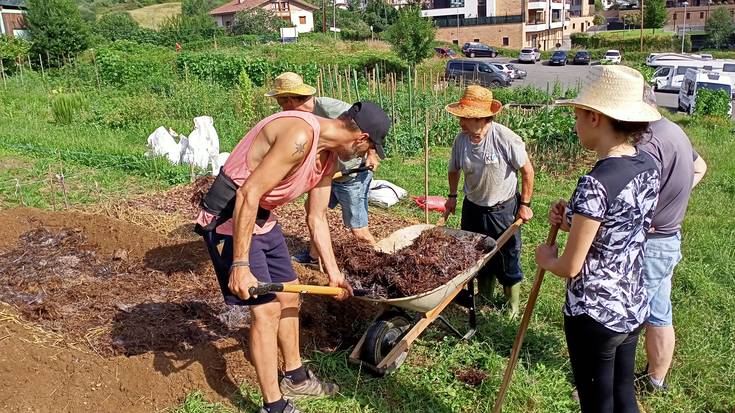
[237,71,256,125]
[26,0,91,66]
[705,7,735,49]
[694,88,731,118]
[570,32,675,51]
[95,41,176,86]
[385,6,436,66]
[0,37,32,75]
[50,93,87,124]
[94,13,140,42]
[158,14,223,47]
[231,8,289,36]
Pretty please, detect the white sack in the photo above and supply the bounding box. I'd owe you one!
[185,116,220,170]
[212,152,230,176]
[146,126,180,164]
[368,179,407,208]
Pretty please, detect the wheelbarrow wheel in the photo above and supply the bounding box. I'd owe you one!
[361,311,411,375]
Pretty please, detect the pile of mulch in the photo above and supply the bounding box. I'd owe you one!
[454,367,488,387]
[336,228,491,299]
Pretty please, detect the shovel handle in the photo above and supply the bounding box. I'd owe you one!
[333,166,370,180]
[248,283,350,297]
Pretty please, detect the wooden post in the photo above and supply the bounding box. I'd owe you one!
[353,69,361,101]
[48,165,56,211]
[27,54,32,72]
[424,110,430,224]
[346,68,352,102]
[337,66,343,101]
[38,54,46,82]
[0,60,6,89]
[375,64,383,108]
[318,67,324,97]
[407,67,414,138]
[17,59,23,85]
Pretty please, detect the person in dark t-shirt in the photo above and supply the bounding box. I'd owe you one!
[634,86,708,392]
[535,66,661,413]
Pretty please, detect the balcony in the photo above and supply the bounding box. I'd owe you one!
[422,7,470,17]
[525,22,548,31]
[551,20,563,28]
[528,1,547,9]
[432,14,524,27]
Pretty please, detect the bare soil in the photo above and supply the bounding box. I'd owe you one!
[0,178,416,412]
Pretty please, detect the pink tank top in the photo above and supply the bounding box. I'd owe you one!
[196,111,336,235]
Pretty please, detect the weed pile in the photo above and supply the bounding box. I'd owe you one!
[337,228,491,299]
[454,367,488,387]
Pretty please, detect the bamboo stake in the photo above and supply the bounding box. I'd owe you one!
[48,166,56,211]
[423,110,430,224]
[17,59,23,85]
[407,67,414,138]
[375,64,383,108]
[27,54,32,71]
[38,54,46,82]
[337,67,343,101]
[0,60,6,89]
[345,68,352,102]
[318,67,324,97]
[352,69,361,101]
[14,179,25,206]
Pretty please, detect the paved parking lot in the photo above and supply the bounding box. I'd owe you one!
[490,57,679,111]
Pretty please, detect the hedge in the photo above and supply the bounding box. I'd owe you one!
[570,32,685,51]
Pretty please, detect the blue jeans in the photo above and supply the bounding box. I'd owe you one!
[329,170,372,229]
[642,233,682,327]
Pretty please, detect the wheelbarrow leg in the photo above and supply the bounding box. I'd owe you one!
[436,277,477,340]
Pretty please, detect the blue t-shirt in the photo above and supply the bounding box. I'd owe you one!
[564,151,660,333]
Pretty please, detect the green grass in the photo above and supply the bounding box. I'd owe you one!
[0,52,733,412]
[598,29,674,39]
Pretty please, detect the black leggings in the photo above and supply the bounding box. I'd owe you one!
[564,314,642,413]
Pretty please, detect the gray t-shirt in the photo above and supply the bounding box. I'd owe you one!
[313,97,363,182]
[448,122,528,207]
[637,118,699,235]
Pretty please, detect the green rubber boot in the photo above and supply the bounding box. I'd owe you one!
[477,274,497,306]
[503,283,521,319]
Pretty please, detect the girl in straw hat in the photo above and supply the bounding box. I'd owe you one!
[444,85,536,317]
[535,65,662,413]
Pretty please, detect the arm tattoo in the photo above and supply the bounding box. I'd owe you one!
[293,139,306,157]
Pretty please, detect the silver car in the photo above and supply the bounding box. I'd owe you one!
[518,47,541,64]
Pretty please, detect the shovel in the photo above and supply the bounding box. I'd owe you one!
[333,166,371,180]
[248,283,369,297]
[435,210,450,227]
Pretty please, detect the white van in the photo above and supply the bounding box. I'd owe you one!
[651,60,721,92]
[678,69,733,115]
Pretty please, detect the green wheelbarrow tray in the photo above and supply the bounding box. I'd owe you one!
[348,221,522,376]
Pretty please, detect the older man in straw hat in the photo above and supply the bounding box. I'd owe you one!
[195,92,391,413]
[443,85,535,317]
[265,72,382,266]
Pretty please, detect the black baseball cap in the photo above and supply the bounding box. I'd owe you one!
[346,101,391,159]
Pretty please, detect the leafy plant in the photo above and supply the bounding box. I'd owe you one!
[50,93,87,124]
[385,6,436,66]
[94,13,140,42]
[237,71,256,125]
[25,0,91,66]
[693,88,731,118]
[705,7,735,49]
[0,37,32,75]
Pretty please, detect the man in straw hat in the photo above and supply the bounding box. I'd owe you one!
[443,85,535,317]
[265,72,381,267]
[634,85,707,393]
[537,65,662,412]
[195,93,390,413]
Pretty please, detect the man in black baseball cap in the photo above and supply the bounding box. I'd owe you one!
[345,101,391,158]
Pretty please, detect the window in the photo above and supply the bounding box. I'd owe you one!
[700,11,704,18]
[462,62,478,71]
[654,67,671,77]
[479,64,493,73]
[686,12,690,18]
[676,66,696,75]
[448,62,462,72]
[474,38,480,42]
[573,23,576,29]
[299,16,306,24]
[673,13,677,20]
[503,37,509,46]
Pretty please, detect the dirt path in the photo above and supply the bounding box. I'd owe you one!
[0,186,414,412]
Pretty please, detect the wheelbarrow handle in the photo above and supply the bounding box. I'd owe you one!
[248,283,369,297]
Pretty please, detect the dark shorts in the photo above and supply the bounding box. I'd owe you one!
[461,195,523,287]
[202,224,298,306]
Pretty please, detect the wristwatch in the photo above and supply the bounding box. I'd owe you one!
[520,200,532,207]
[448,194,458,198]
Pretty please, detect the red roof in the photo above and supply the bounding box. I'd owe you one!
[209,0,317,15]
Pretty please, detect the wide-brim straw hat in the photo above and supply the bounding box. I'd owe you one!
[445,85,503,118]
[264,72,317,97]
[556,65,661,123]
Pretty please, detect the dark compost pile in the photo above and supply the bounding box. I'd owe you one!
[336,228,493,299]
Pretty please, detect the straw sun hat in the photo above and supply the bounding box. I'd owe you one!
[445,85,503,118]
[264,72,317,97]
[556,65,661,123]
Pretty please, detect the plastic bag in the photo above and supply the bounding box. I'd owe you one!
[411,195,447,213]
[146,126,181,164]
[368,179,407,208]
[212,152,230,176]
[184,116,219,170]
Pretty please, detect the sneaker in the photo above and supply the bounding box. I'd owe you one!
[258,399,302,413]
[291,251,319,268]
[635,369,669,394]
[280,369,340,400]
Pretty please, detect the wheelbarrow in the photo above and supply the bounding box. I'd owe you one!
[348,221,522,376]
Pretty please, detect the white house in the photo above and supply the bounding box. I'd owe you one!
[210,0,317,33]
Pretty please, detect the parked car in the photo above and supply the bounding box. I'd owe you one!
[508,64,527,79]
[572,50,591,65]
[462,42,498,58]
[445,59,511,87]
[602,49,622,64]
[549,51,568,66]
[434,47,459,59]
[678,68,733,115]
[518,47,541,63]
[491,62,516,79]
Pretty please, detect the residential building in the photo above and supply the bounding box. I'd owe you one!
[209,0,318,33]
[607,1,735,33]
[0,0,27,38]
[421,0,596,50]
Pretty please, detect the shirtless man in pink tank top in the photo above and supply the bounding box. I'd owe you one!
[196,101,390,413]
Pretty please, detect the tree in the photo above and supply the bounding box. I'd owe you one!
[385,6,436,66]
[622,11,641,27]
[705,6,735,49]
[593,14,606,26]
[158,14,222,45]
[363,0,398,33]
[182,0,216,17]
[644,0,667,34]
[25,0,91,66]
[594,0,604,12]
[94,13,140,42]
[314,6,372,39]
[231,8,289,36]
